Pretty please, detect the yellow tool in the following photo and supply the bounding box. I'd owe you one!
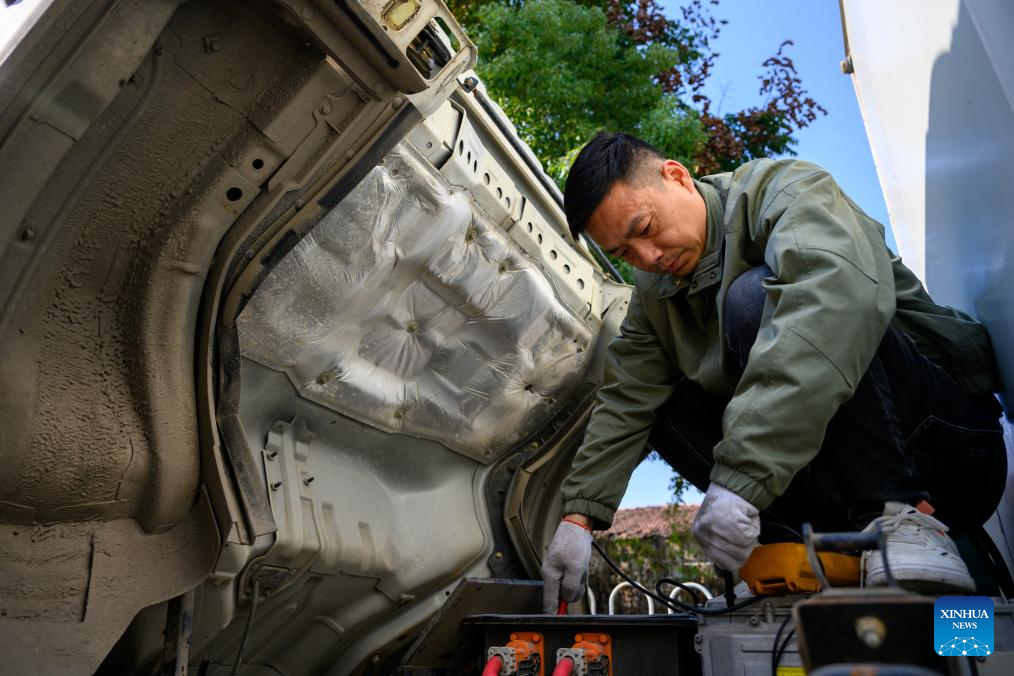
[740,542,860,595]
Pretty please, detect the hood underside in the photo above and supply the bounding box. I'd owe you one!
[0,0,629,673]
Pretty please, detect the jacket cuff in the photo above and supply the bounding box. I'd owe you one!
[562,498,616,531]
[709,464,778,510]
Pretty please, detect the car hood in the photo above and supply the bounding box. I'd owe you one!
[0,1,629,673]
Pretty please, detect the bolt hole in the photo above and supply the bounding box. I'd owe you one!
[472,160,477,172]
[252,158,264,169]
[505,196,511,208]
[549,250,557,260]
[537,234,543,244]
[563,264,571,274]
[483,172,490,185]
[577,278,585,289]
[458,141,464,154]
[495,187,503,199]
[226,187,243,201]
[527,222,533,233]
[467,151,471,163]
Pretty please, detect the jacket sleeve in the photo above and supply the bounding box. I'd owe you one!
[710,168,897,509]
[560,287,682,529]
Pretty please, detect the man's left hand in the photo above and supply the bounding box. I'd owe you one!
[692,483,760,571]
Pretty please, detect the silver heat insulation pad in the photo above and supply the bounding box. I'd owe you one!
[237,143,595,461]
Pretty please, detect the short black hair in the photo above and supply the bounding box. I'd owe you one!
[563,131,664,240]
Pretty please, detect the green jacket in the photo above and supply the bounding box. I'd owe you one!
[562,159,999,529]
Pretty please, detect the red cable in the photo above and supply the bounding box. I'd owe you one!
[481,655,503,676]
[551,656,575,676]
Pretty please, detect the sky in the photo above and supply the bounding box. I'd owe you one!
[620,0,894,508]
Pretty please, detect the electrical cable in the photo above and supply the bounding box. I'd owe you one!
[770,613,793,676]
[592,540,765,616]
[481,655,504,676]
[773,628,795,674]
[551,656,576,676]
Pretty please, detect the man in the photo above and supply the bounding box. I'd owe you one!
[542,132,1006,613]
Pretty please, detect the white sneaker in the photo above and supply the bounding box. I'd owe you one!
[861,502,975,593]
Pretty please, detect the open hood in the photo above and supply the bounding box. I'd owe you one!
[0,1,629,673]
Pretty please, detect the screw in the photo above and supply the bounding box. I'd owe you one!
[21,228,35,241]
[462,76,479,92]
[392,96,404,109]
[749,616,760,626]
[304,476,315,485]
[840,55,854,75]
[494,551,503,559]
[855,616,886,649]
[694,634,703,643]
[319,100,333,115]
[267,451,278,460]
[270,481,282,491]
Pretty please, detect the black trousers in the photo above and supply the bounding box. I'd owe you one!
[649,266,1007,541]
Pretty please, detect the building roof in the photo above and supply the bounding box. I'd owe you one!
[602,504,699,539]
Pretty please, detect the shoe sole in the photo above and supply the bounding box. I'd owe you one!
[865,562,975,594]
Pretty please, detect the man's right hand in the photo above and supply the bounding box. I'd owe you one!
[541,515,593,614]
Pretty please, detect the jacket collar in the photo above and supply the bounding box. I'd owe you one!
[657,179,725,299]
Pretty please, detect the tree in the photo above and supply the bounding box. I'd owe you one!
[453,0,825,179]
[469,0,705,182]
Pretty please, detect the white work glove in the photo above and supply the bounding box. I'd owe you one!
[541,519,592,614]
[692,483,761,571]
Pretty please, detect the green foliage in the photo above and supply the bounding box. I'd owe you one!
[470,0,706,186]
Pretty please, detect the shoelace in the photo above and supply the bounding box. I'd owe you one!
[865,508,949,541]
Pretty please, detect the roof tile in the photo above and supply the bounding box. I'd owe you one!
[601,504,699,539]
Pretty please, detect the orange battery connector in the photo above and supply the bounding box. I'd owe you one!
[554,633,613,676]
[486,631,545,675]
[740,542,860,595]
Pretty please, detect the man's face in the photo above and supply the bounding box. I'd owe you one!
[585,159,707,276]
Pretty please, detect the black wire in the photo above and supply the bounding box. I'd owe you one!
[770,614,793,676]
[591,540,765,616]
[763,517,805,543]
[774,628,795,673]
[655,578,706,605]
